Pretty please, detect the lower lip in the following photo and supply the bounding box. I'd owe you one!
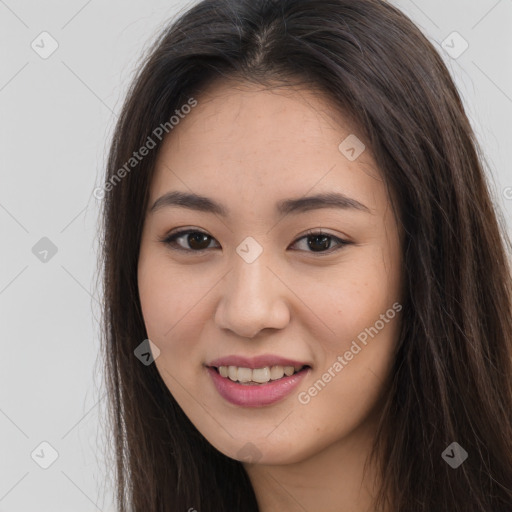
[206,366,310,407]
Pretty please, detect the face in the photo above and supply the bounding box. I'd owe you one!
[137,80,403,465]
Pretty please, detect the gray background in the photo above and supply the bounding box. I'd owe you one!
[1,0,511,510]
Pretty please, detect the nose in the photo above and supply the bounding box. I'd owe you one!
[214,254,290,339]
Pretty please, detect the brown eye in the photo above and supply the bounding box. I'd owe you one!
[186,232,212,250]
[307,233,332,252]
[163,229,219,252]
[161,228,350,255]
[290,230,350,254]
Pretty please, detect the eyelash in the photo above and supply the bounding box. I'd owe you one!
[160,228,351,255]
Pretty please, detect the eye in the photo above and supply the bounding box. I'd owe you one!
[290,229,351,254]
[161,229,220,253]
[160,228,351,255]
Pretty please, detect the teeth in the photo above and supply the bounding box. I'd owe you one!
[217,364,304,384]
[252,367,271,383]
[270,365,285,380]
[284,366,295,376]
[237,367,252,383]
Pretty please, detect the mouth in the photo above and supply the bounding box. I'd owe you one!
[210,364,311,385]
[205,357,312,407]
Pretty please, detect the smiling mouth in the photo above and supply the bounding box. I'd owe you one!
[210,364,311,385]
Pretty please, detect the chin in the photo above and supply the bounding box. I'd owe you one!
[198,428,318,466]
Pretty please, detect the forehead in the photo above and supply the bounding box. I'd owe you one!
[150,80,385,216]
[162,80,358,156]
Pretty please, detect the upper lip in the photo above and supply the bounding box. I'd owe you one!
[207,354,311,369]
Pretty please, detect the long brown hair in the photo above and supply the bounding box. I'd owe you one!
[98,0,512,510]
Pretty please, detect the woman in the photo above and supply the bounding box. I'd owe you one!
[98,0,512,510]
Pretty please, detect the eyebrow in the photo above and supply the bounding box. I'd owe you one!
[149,190,371,216]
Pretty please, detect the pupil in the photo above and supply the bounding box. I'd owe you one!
[308,235,330,252]
[189,233,210,250]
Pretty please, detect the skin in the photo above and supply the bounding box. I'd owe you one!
[137,79,403,512]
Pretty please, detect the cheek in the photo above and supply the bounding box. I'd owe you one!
[137,253,215,388]
[293,246,401,356]
[138,251,200,340]
[138,263,173,341]
[307,246,401,414]
[293,298,400,454]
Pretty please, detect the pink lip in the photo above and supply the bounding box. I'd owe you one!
[206,366,311,407]
[208,354,310,369]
